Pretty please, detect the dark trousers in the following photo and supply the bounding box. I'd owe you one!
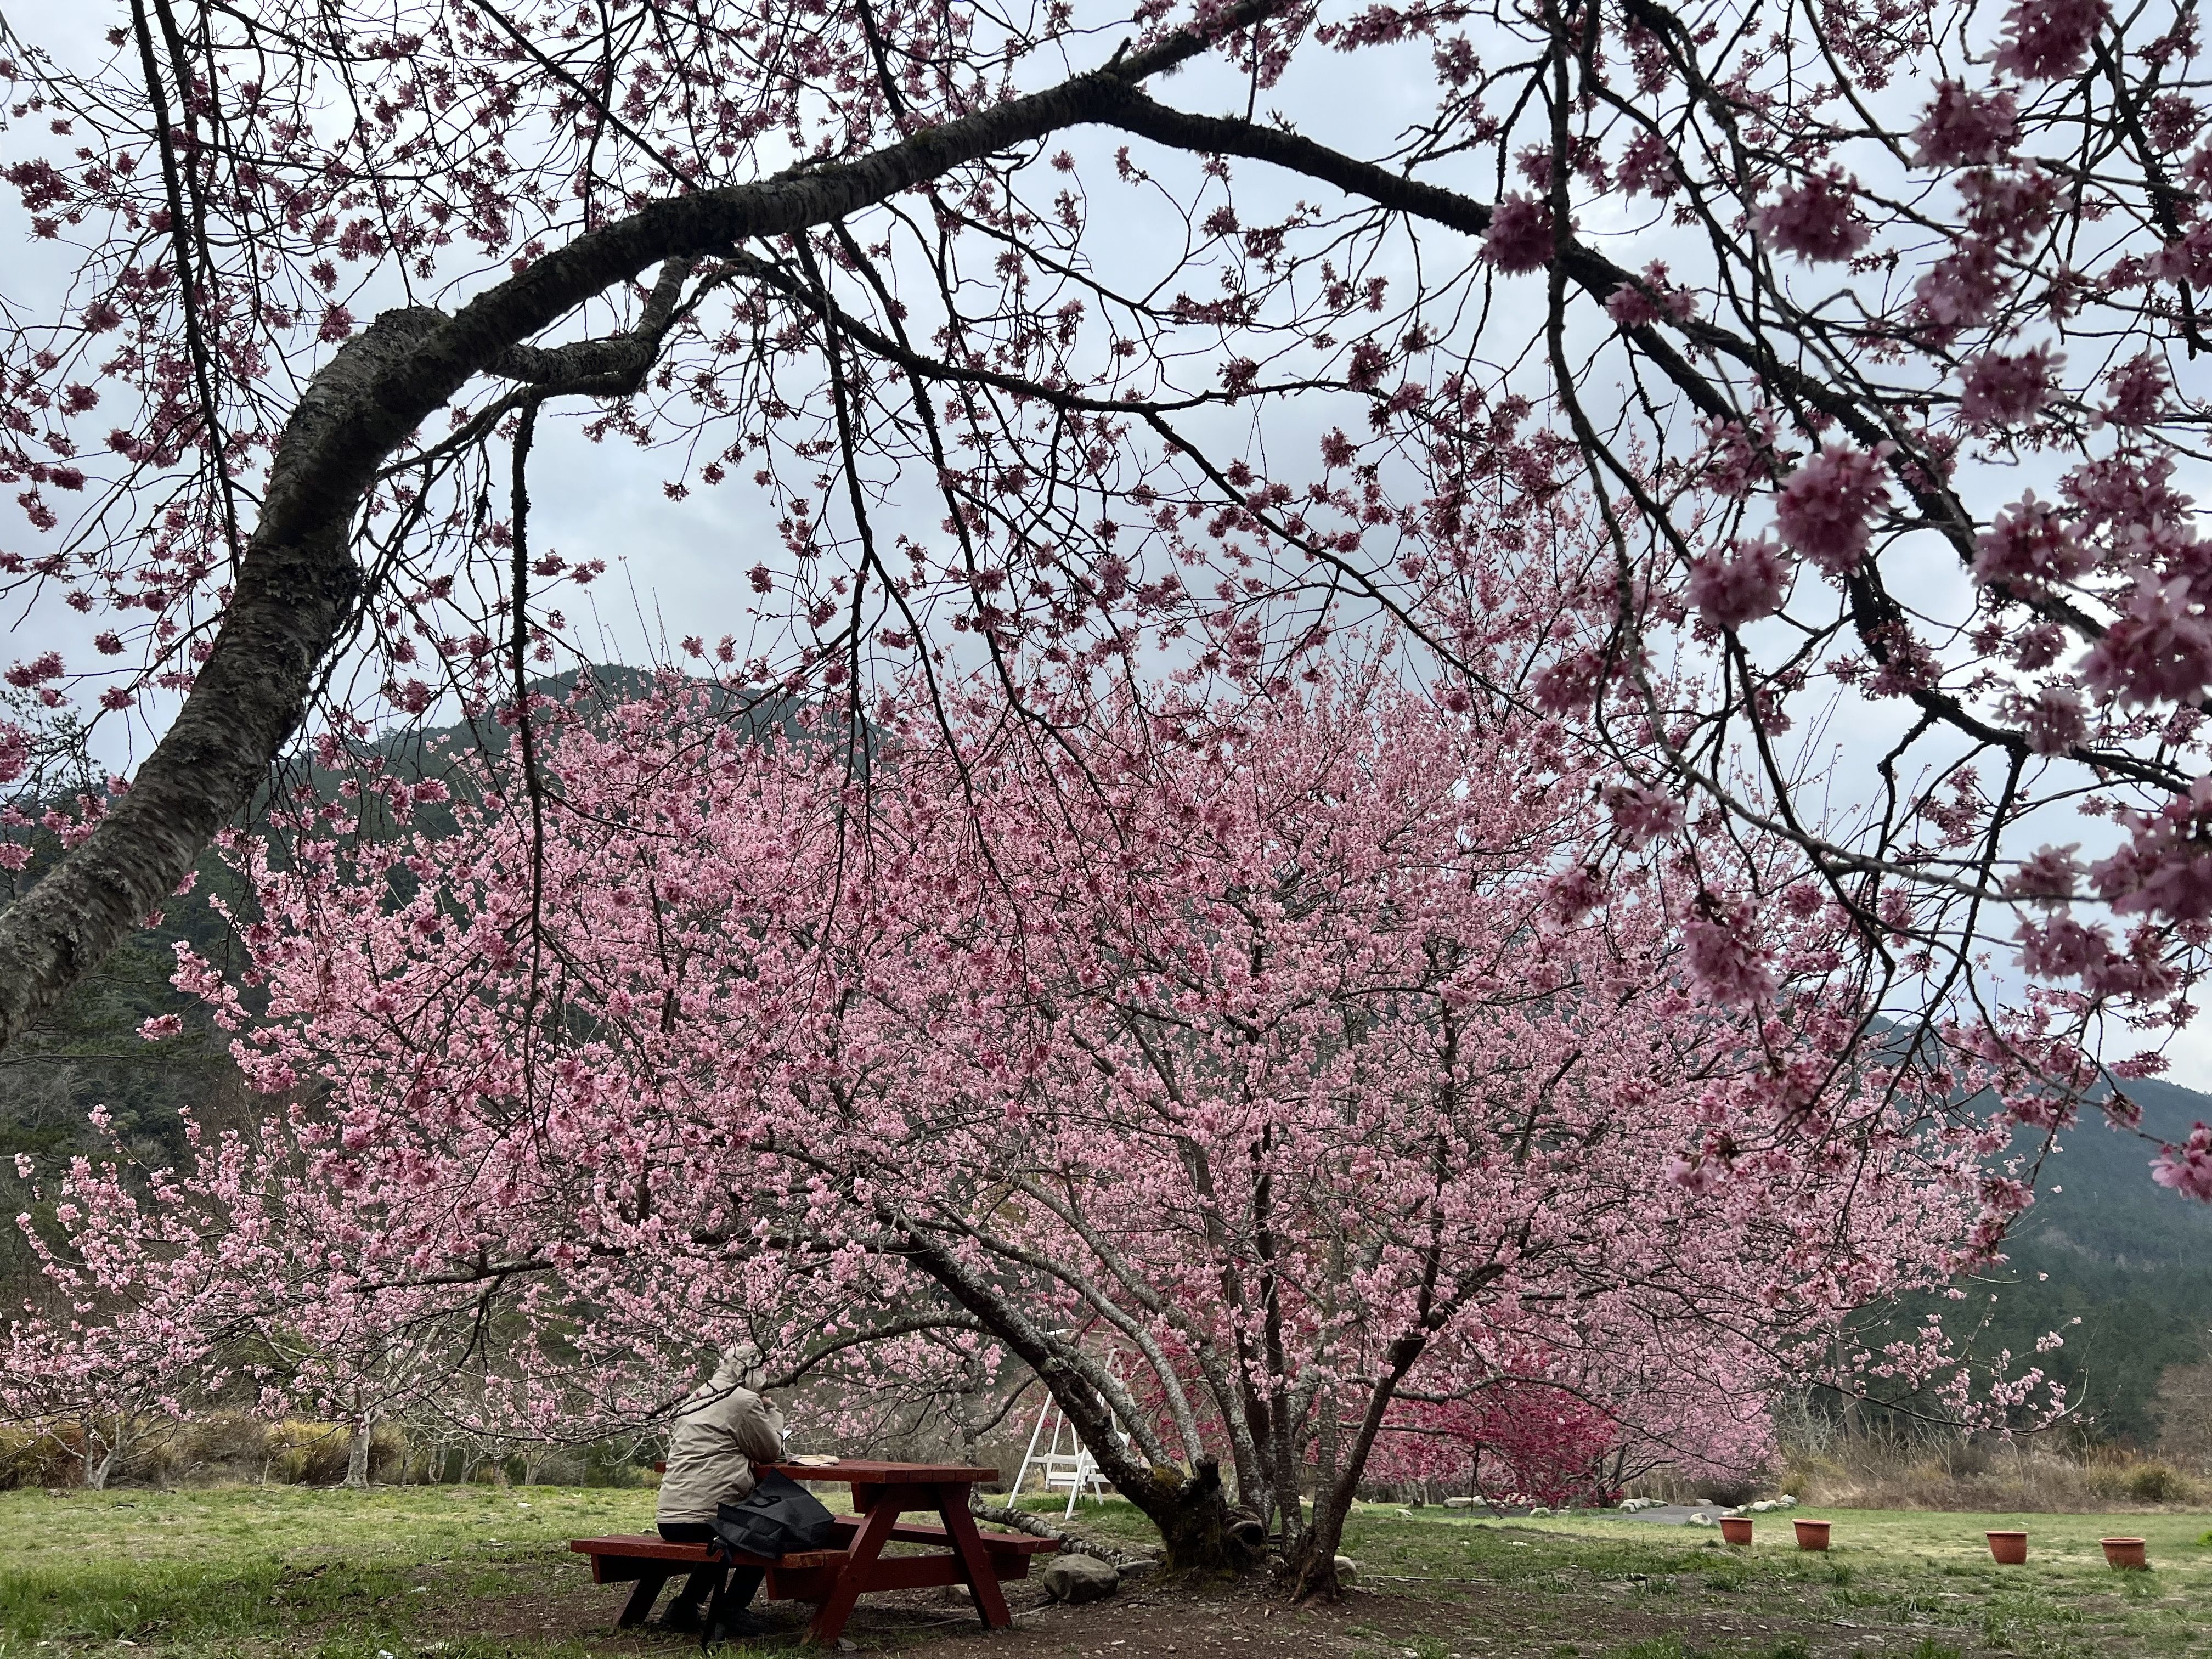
[657,1522,764,1614]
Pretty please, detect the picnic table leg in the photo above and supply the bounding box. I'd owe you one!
[805,1489,903,1646]
[617,1569,670,1629]
[933,1483,1013,1631]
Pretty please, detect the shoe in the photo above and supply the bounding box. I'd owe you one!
[659,1602,706,1634]
[707,1608,770,1643]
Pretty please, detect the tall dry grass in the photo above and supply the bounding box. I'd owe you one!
[1773,1392,2208,1512]
[0,1415,404,1491]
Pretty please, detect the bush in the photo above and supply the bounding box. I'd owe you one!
[2126,1460,2192,1503]
[267,1420,352,1485]
[180,1412,272,1476]
[0,1421,82,1490]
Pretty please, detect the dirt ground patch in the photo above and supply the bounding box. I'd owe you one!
[529,1568,1847,1659]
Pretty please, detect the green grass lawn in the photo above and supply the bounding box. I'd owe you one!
[1319,1501,2212,1659]
[0,1483,658,1656]
[3,1486,2208,1659]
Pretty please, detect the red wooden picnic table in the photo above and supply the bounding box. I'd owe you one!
[571,1459,1056,1646]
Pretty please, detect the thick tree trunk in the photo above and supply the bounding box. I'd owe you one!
[895,1224,1267,1575]
[1283,1486,1357,1599]
[1138,1458,1268,1576]
[344,1415,373,1488]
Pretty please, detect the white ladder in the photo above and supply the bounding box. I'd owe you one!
[1013,1393,1114,1517]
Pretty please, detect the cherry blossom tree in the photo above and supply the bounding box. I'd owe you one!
[1366,1382,1646,1509]
[7,670,2050,1588]
[0,0,2207,1197]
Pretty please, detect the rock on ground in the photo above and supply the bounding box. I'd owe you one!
[1042,1553,1121,1604]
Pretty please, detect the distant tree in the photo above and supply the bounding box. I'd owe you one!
[1366,1381,1650,1509]
[2153,1347,2212,1469]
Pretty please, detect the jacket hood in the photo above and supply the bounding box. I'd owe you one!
[710,1341,765,1392]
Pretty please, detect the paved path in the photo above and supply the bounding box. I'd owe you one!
[1442,1503,1733,1527]
[1605,1505,1712,1526]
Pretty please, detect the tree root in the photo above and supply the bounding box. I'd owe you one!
[969,1497,1146,1566]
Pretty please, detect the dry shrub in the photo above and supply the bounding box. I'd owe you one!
[266,1419,352,1485]
[180,1411,272,1474]
[1780,1437,2207,1511]
[0,1421,82,1489]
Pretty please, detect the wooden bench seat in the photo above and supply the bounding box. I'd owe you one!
[571,1519,1056,1632]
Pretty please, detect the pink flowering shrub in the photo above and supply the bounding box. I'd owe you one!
[1,676,2048,1564]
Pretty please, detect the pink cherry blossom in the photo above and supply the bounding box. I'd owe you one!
[1662,1154,1725,1194]
[1957,345,2061,428]
[1607,285,1662,330]
[2007,844,2084,902]
[1774,444,1889,575]
[1684,893,1776,1006]
[2089,784,2212,924]
[1972,492,2091,589]
[2155,223,2212,287]
[2101,352,2171,427]
[2005,685,2090,755]
[1911,241,2008,334]
[1602,781,1684,847]
[3,675,2045,1557]
[1482,194,1556,273]
[1911,82,2021,166]
[1758,169,1870,262]
[2016,913,2119,980]
[1994,0,2109,78]
[2152,1124,2212,1201]
[2079,573,2212,706]
[1687,537,1794,628]
[2,0,2210,1289]
[1617,131,1681,198]
[1541,864,1606,930]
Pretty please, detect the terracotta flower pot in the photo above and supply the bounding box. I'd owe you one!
[1793,1519,1831,1551]
[1719,1516,1754,1545]
[2100,1537,2148,1571]
[1985,1530,2028,1565]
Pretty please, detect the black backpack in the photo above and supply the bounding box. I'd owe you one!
[709,1469,840,1560]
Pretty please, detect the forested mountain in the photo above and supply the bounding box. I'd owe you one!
[1963,1078,2212,1444]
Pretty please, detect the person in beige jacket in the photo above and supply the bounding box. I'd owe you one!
[654,1344,787,1635]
